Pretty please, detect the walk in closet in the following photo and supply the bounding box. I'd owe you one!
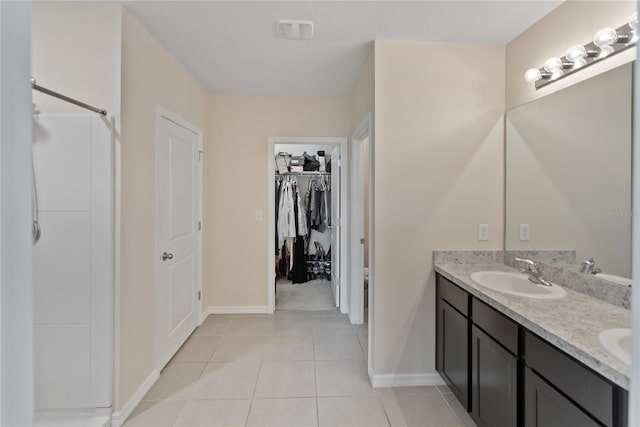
[274,143,341,311]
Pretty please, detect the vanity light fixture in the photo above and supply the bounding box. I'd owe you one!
[524,12,637,89]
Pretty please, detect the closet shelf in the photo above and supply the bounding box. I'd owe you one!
[276,171,331,176]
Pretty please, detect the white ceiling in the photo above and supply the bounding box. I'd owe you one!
[125,1,563,96]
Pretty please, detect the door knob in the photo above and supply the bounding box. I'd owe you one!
[162,252,174,261]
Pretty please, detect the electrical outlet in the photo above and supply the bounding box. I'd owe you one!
[478,224,489,241]
[520,224,530,241]
[256,210,263,221]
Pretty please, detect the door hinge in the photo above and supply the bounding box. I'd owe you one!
[198,291,201,301]
[360,238,365,244]
[198,150,203,161]
[198,221,202,231]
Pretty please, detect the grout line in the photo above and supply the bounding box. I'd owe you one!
[377,391,394,427]
[245,360,262,427]
[313,333,320,427]
[440,392,470,427]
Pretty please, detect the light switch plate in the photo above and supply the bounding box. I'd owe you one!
[478,224,489,241]
[520,224,530,241]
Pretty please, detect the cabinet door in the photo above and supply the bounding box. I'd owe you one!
[437,299,469,409]
[525,368,601,427]
[471,325,518,427]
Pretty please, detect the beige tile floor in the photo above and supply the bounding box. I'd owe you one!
[275,279,336,311]
[125,311,473,427]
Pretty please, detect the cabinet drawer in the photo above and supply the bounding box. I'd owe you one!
[437,275,469,316]
[472,298,519,355]
[525,332,613,427]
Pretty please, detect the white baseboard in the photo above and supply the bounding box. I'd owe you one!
[369,371,445,388]
[110,369,159,427]
[204,305,270,315]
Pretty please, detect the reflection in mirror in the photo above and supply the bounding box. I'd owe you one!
[506,63,632,284]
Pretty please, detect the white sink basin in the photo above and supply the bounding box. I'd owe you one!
[470,271,567,299]
[598,328,631,367]
[593,273,632,287]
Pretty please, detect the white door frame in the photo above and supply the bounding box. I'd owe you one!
[349,114,372,326]
[267,137,348,314]
[154,107,203,370]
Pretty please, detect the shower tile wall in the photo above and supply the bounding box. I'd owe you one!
[32,115,113,410]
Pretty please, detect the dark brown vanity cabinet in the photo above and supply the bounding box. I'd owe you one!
[524,332,628,427]
[524,367,600,427]
[434,273,628,427]
[471,299,520,427]
[436,275,471,410]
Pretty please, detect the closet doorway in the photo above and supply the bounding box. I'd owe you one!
[267,137,349,315]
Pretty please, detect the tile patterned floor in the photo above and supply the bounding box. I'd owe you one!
[275,279,336,311]
[125,311,473,427]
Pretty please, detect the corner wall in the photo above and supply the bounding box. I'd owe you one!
[372,40,505,377]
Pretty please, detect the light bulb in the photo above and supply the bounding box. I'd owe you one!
[629,12,639,43]
[594,28,618,47]
[544,57,564,72]
[630,12,638,30]
[566,45,587,62]
[524,68,542,83]
[572,58,587,69]
[551,69,564,79]
[598,45,615,58]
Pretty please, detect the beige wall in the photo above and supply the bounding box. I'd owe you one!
[32,1,122,118]
[506,1,637,110]
[373,40,505,375]
[204,95,351,308]
[118,8,209,410]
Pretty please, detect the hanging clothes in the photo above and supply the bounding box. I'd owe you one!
[291,235,307,283]
[276,176,311,283]
[307,176,331,232]
[277,179,296,249]
[275,173,332,283]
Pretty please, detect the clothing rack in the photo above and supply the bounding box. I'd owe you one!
[275,171,330,178]
[31,78,107,116]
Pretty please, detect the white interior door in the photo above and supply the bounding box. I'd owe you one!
[330,147,341,307]
[157,114,201,370]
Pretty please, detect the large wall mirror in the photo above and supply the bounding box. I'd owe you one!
[505,62,633,285]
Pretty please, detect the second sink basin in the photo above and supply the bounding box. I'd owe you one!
[598,328,631,367]
[470,271,567,299]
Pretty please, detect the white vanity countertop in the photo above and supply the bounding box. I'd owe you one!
[434,261,631,390]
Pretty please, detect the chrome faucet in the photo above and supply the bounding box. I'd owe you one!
[514,257,553,287]
[580,258,595,274]
[580,258,602,275]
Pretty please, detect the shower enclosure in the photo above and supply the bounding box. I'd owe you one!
[32,113,114,426]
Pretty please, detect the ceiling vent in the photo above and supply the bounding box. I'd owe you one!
[275,19,314,40]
